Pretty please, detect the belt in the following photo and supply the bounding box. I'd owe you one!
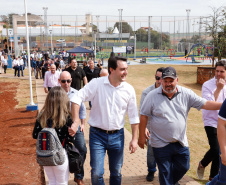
[92,127,120,134]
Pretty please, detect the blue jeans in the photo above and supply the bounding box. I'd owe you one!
[147,142,157,173]
[19,65,23,76]
[73,126,87,180]
[206,157,226,185]
[153,142,190,185]
[89,126,124,185]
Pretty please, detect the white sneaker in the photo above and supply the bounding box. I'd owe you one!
[197,161,205,180]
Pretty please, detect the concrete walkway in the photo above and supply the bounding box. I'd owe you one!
[0,72,200,185]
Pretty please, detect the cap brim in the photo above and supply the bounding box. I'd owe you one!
[162,76,177,79]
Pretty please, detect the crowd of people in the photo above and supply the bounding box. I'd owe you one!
[18,52,225,185]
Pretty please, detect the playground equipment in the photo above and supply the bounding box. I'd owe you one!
[167,49,176,59]
[188,43,209,63]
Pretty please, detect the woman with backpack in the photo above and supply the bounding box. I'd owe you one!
[32,86,74,185]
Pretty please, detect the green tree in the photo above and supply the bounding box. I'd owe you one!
[204,6,226,64]
[114,22,133,34]
[105,27,114,34]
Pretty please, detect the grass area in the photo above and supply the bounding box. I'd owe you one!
[124,64,210,184]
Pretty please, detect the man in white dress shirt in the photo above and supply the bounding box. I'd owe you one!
[70,56,139,185]
[43,64,60,93]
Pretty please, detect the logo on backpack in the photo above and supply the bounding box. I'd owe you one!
[36,128,65,166]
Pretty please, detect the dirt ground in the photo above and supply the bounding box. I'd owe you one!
[0,81,45,185]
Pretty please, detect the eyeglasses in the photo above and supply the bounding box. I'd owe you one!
[61,79,71,83]
[155,76,161,80]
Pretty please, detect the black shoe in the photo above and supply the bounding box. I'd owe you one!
[174,182,180,185]
[146,171,155,182]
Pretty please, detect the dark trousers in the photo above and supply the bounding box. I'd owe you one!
[14,66,19,76]
[153,142,190,185]
[4,65,7,73]
[201,126,220,178]
[73,126,87,180]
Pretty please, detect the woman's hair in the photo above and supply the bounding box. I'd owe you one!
[38,86,71,128]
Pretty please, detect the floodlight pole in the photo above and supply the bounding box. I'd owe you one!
[24,0,38,111]
[186,9,191,48]
[94,32,96,63]
[134,31,136,60]
[49,29,53,54]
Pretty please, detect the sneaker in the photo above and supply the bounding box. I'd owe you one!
[197,161,205,180]
[146,171,155,182]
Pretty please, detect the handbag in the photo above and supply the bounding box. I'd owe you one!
[65,142,83,173]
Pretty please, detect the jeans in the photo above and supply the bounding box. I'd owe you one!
[201,126,220,178]
[147,142,157,173]
[73,125,87,180]
[89,126,124,185]
[153,142,190,185]
[18,65,23,77]
[206,158,226,185]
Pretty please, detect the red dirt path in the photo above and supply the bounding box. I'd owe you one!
[0,82,45,185]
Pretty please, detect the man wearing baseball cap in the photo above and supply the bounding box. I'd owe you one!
[138,66,223,185]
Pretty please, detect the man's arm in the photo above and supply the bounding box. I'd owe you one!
[44,87,48,93]
[217,118,226,166]
[83,76,88,85]
[129,123,139,154]
[138,115,148,149]
[43,72,48,93]
[202,101,222,110]
[69,102,80,137]
[80,119,86,134]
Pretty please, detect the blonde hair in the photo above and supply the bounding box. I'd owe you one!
[38,86,71,128]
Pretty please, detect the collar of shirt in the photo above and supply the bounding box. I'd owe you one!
[103,76,124,89]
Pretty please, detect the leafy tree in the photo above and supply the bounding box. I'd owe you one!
[114,22,133,34]
[136,28,170,49]
[105,27,114,34]
[204,6,226,64]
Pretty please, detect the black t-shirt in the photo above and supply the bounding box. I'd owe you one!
[66,66,86,90]
[85,67,100,82]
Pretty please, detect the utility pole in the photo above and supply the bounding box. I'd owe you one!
[43,7,48,51]
[118,9,123,46]
[186,9,191,49]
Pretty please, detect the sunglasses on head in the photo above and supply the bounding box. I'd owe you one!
[155,76,161,80]
[61,79,71,83]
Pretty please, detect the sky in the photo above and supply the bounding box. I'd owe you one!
[2,0,225,17]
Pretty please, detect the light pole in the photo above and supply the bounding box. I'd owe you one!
[24,0,38,111]
[118,9,123,45]
[186,9,191,48]
[134,31,137,60]
[94,30,97,63]
[43,7,48,51]
[49,29,53,54]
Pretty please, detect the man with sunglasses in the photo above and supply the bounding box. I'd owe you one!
[59,71,87,185]
[139,67,164,182]
[139,66,223,185]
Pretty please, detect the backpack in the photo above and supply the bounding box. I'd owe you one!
[36,128,65,166]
